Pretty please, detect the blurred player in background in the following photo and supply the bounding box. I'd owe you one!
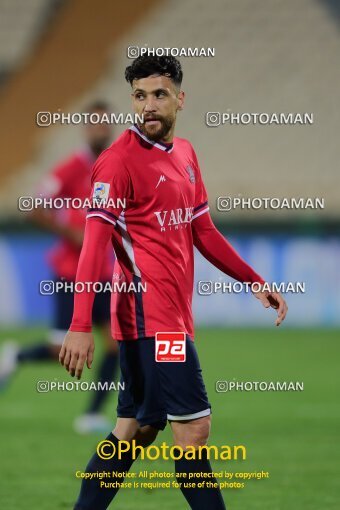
[0,100,118,434]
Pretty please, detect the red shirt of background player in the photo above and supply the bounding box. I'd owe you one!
[38,148,114,282]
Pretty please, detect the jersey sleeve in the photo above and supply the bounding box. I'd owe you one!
[69,217,114,332]
[86,149,131,227]
[190,147,210,221]
[192,211,265,285]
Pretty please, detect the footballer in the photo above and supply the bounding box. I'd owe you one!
[60,56,287,509]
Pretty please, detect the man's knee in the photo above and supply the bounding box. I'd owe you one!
[134,425,159,447]
[113,419,158,446]
[171,415,211,449]
[113,417,139,441]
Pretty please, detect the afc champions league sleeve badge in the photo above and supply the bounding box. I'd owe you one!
[185,165,196,184]
[93,182,110,205]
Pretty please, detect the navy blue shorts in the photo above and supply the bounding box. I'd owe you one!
[49,276,111,345]
[117,336,211,430]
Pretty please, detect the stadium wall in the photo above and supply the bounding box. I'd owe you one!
[0,231,338,327]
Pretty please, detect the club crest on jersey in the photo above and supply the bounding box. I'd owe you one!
[154,207,194,231]
[185,165,195,183]
[93,182,110,204]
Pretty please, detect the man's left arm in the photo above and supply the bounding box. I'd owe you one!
[191,209,288,327]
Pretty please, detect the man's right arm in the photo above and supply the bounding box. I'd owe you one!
[59,148,130,378]
[59,217,114,379]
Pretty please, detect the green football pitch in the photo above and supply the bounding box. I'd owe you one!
[1,327,339,509]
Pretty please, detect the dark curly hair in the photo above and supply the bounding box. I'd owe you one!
[125,55,183,88]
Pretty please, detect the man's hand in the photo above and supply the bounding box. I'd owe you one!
[59,331,94,379]
[253,288,288,326]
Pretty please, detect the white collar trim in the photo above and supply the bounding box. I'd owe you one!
[129,124,174,153]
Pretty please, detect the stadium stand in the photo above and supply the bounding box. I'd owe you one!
[0,0,339,328]
[0,0,162,200]
[0,0,339,219]
[0,0,62,84]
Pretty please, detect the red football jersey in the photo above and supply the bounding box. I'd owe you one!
[87,125,209,340]
[38,148,114,281]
